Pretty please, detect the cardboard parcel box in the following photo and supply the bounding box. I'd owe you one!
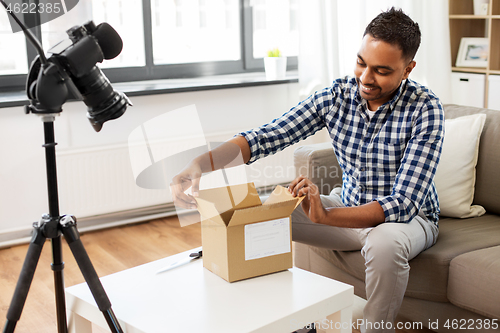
[195,183,303,282]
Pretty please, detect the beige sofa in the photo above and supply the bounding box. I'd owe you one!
[293,104,500,332]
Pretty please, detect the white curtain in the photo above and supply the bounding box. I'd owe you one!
[297,0,452,104]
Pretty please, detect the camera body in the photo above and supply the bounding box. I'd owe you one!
[26,21,131,132]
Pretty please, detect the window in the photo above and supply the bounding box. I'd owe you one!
[39,0,145,69]
[251,0,298,59]
[151,0,240,65]
[0,8,28,75]
[89,0,146,68]
[0,0,298,92]
[244,0,298,69]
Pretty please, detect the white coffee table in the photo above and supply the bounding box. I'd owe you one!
[65,247,353,333]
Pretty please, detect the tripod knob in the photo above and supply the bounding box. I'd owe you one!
[60,215,77,227]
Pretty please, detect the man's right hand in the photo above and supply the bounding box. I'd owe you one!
[170,161,203,210]
[169,136,251,210]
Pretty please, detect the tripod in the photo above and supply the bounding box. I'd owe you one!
[3,114,123,333]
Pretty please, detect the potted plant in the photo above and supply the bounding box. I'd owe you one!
[264,48,287,80]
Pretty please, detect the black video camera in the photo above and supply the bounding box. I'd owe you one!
[26,20,131,132]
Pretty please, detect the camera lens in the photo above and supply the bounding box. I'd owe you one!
[70,66,131,132]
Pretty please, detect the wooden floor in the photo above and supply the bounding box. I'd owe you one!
[0,215,201,333]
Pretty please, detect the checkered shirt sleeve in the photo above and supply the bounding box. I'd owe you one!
[238,86,333,164]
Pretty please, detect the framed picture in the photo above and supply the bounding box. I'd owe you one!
[456,37,489,68]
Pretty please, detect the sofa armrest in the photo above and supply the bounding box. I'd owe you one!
[294,142,342,195]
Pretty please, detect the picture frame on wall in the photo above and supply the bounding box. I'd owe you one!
[456,37,489,68]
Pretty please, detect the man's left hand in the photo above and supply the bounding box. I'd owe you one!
[288,175,327,224]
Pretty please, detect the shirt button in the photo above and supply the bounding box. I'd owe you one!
[360,167,365,172]
[360,185,365,192]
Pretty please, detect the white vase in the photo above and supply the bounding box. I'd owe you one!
[473,0,489,15]
[264,57,287,80]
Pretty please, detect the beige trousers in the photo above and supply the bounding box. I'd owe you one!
[291,189,439,333]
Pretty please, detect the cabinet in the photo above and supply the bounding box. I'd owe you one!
[449,0,500,108]
[451,72,485,107]
[488,75,500,110]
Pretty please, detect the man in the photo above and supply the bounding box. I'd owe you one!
[171,7,444,333]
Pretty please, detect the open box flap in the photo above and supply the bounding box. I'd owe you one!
[197,183,262,225]
[198,183,261,211]
[228,198,300,227]
[263,185,305,210]
[195,197,226,226]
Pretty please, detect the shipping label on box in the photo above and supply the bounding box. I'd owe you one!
[195,182,303,282]
[244,217,291,260]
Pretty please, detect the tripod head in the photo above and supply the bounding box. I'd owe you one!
[1,0,131,131]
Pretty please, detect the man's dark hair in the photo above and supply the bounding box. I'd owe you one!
[363,7,421,62]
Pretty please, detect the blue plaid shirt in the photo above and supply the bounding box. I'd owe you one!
[239,76,444,225]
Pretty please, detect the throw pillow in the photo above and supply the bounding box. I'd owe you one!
[434,113,486,218]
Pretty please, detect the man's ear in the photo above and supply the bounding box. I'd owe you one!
[403,60,416,80]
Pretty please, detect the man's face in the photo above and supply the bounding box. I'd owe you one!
[354,34,416,111]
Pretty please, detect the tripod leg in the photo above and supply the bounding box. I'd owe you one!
[3,227,46,333]
[51,235,68,333]
[61,221,123,333]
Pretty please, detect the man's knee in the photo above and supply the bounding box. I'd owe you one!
[361,223,411,269]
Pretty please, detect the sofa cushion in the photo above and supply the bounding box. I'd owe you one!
[308,214,500,303]
[434,114,486,218]
[443,105,500,216]
[448,246,500,319]
[407,215,500,302]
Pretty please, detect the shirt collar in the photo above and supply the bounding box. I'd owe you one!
[387,79,407,110]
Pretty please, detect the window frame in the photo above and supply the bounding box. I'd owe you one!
[0,0,298,92]
[243,0,297,71]
[0,10,43,91]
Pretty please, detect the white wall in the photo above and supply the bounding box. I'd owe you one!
[0,82,327,237]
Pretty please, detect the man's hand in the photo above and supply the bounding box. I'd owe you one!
[170,161,202,210]
[170,136,251,210]
[288,175,327,224]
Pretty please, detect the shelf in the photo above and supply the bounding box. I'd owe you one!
[449,15,500,19]
[452,67,488,73]
[449,14,489,18]
[494,0,500,15]
[490,19,500,71]
[452,68,500,75]
[449,0,475,15]
[450,0,498,108]
[450,0,500,15]
[449,18,487,66]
